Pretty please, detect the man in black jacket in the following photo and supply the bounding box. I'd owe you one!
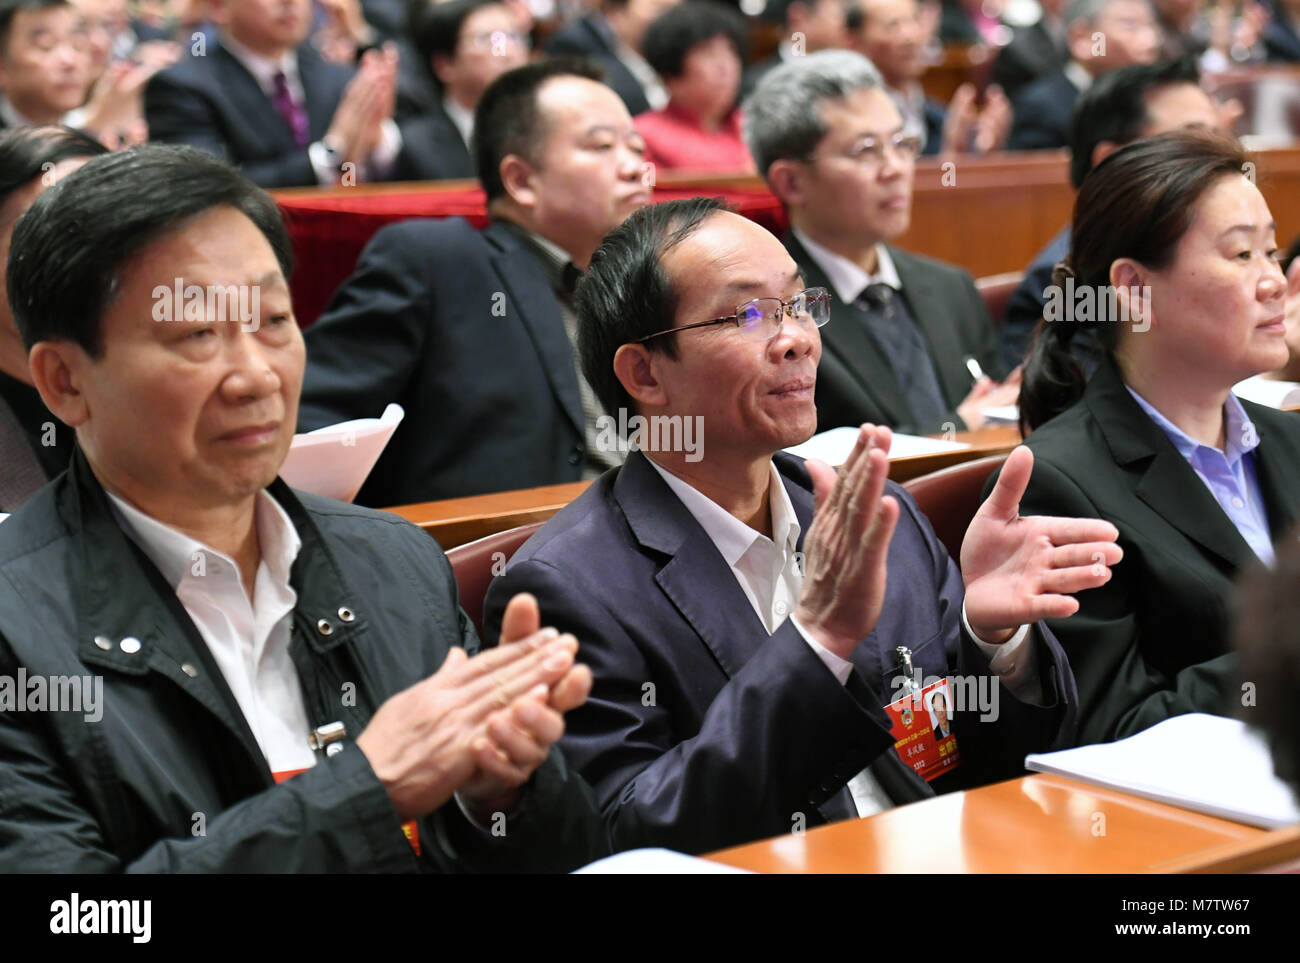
[744,50,1016,436]
[0,144,607,872]
[299,59,652,506]
[546,0,676,114]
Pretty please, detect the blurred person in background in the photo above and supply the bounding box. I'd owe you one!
[637,0,752,171]
[0,125,106,512]
[547,0,679,114]
[850,0,1011,154]
[1007,0,1161,150]
[397,0,527,179]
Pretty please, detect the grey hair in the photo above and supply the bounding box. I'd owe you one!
[1063,0,1132,29]
[742,49,884,181]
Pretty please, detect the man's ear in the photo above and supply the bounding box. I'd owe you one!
[431,53,455,87]
[766,159,804,209]
[498,153,537,209]
[28,341,90,428]
[1090,139,1118,172]
[612,342,669,411]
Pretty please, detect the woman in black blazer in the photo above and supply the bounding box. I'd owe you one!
[1006,130,1300,747]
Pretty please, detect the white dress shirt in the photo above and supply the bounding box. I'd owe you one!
[648,456,1042,817]
[221,34,401,185]
[442,94,474,150]
[107,490,317,774]
[792,227,903,305]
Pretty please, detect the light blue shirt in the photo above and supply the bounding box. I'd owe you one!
[1126,387,1275,566]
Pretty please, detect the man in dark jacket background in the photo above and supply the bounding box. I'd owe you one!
[0,143,607,872]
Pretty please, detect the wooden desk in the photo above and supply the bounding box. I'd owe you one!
[384,426,1023,549]
[704,774,1275,874]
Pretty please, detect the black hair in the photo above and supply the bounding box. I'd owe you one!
[0,0,70,52]
[577,196,729,419]
[1233,523,1300,796]
[8,144,293,357]
[1019,130,1248,432]
[0,125,106,217]
[409,0,503,73]
[1068,56,1203,188]
[473,56,604,203]
[641,1,746,81]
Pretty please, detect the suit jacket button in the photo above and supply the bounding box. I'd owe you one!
[181,663,199,678]
[93,635,112,650]
[568,448,582,465]
[119,637,141,654]
[317,619,334,636]
[337,607,355,623]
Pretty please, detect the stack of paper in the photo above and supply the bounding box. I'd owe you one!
[785,427,970,466]
[1025,713,1300,828]
[279,404,405,503]
[574,848,751,874]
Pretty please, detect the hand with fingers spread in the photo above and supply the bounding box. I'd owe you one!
[961,445,1123,644]
[456,593,592,819]
[793,424,901,661]
[354,595,587,822]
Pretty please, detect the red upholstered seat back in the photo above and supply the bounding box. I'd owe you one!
[901,454,1009,563]
[974,271,1024,329]
[446,521,546,645]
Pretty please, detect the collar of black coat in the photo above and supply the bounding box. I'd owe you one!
[611,447,816,557]
[57,446,366,680]
[1081,352,1300,569]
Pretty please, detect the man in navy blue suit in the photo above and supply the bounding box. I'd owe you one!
[145,0,402,187]
[484,197,1124,855]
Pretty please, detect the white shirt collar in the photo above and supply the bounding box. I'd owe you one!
[791,227,902,305]
[646,457,800,566]
[1064,59,1092,93]
[442,94,474,148]
[221,33,299,97]
[107,489,302,594]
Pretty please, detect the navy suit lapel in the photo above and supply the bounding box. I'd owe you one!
[215,45,296,154]
[784,233,910,426]
[484,222,584,435]
[1087,358,1256,571]
[889,246,973,409]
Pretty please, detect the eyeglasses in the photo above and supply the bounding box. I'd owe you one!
[634,287,832,344]
[809,133,923,167]
[463,29,530,51]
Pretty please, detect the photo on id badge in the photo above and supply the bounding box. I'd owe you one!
[885,674,960,781]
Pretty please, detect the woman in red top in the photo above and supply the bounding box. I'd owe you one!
[635,1,754,173]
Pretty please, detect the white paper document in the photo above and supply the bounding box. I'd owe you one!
[1233,375,1300,409]
[1025,713,1300,829]
[980,404,1020,424]
[784,426,970,466]
[574,848,752,874]
[278,404,404,503]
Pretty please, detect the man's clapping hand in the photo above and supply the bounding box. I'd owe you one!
[961,445,1123,644]
[355,592,591,823]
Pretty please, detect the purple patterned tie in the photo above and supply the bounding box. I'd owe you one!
[271,71,310,149]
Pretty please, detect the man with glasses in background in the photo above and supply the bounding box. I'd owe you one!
[745,50,1017,436]
[482,196,1124,856]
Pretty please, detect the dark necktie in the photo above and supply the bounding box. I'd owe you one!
[271,71,310,149]
[853,283,949,428]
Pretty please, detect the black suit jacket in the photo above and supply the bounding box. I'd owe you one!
[1007,69,1079,151]
[484,450,1076,854]
[145,41,352,188]
[785,233,1008,434]
[995,357,1300,746]
[298,217,585,507]
[992,20,1068,99]
[395,100,474,181]
[1263,4,1300,61]
[546,14,652,115]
